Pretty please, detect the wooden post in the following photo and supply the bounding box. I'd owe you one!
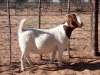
[60,1,63,14]
[39,0,41,29]
[15,2,16,15]
[67,0,70,14]
[7,0,12,64]
[91,0,99,56]
[90,0,94,54]
[94,0,99,56]
[38,0,42,60]
[67,0,70,58]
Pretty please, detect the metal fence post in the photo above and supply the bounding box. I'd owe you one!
[7,0,12,64]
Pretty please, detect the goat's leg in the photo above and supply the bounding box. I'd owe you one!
[50,50,57,64]
[58,49,63,67]
[21,50,26,71]
[25,51,32,65]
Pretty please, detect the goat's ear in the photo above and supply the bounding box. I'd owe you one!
[69,18,74,27]
[63,15,71,27]
[67,16,74,27]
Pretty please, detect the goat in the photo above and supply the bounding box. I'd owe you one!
[18,13,83,71]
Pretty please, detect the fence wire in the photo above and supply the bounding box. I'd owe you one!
[0,1,100,65]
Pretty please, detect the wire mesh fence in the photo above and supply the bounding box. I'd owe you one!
[0,0,100,66]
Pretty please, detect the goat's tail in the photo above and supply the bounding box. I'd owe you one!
[18,19,26,34]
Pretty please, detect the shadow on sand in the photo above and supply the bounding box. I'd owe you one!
[1,57,100,74]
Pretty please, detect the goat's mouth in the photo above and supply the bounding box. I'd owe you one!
[77,22,84,28]
[79,22,84,27]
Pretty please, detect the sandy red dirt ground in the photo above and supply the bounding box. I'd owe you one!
[0,11,100,75]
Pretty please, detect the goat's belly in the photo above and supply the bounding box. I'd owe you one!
[31,37,57,54]
[32,46,57,54]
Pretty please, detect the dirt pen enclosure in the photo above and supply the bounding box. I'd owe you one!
[0,1,100,75]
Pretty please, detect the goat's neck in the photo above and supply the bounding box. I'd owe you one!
[63,26,75,39]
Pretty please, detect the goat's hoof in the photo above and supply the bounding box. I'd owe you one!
[21,68,26,71]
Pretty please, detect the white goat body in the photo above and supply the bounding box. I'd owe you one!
[18,14,83,71]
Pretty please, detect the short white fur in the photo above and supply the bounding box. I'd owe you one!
[76,14,81,24]
[18,19,70,71]
[18,14,82,71]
